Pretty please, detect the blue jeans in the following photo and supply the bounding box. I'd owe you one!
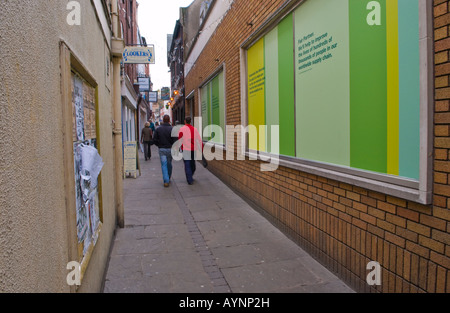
[143,141,152,160]
[183,150,196,184]
[159,148,173,184]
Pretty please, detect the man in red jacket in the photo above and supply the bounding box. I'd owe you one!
[178,116,203,185]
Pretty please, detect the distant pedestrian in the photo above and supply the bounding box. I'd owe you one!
[149,120,156,132]
[178,117,203,185]
[141,122,153,161]
[153,115,176,187]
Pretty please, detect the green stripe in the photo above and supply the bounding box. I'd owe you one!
[207,83,211,127]
[398,0,420,180]
[278,13,295,157]
[211,75,220,127]
[201,84,211,140]
[265,27,279,154]
[294,0,351,166]
[211,74,221,144]
[218,71,225,144]
[201,85,208,140]
[349,0,387,173]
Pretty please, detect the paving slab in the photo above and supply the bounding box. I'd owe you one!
[103,146,354,294]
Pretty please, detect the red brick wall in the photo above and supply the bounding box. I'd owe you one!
[119,0,138,82]
[431,0,450,292]
[185,0,450,293]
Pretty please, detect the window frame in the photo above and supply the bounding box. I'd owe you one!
[239,0,434,204]
[198,64,227,149]
[60,42,104,289]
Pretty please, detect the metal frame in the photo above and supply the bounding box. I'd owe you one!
[239,0,434,204]
[199,63,228,150]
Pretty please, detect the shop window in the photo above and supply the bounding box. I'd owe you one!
[243,0,433,204]
[200,70,226,145]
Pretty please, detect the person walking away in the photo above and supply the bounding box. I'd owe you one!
[141,122,153,161]
[153,115,176,187]
[149,120,156,133]
[178,116,203,185]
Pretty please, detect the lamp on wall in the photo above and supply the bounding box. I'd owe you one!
[173,89,184,97]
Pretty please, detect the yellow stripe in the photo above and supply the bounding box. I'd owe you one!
[247,38,266,152]
[387,0,399,176]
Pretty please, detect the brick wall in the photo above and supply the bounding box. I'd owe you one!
[185,0,450,293]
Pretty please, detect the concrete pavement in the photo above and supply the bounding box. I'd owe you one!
[102,146,354,293]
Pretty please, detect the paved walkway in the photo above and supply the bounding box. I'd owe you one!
[103,146,354,293]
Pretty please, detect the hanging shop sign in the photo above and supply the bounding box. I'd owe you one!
[148,91,158,102]
[160,87,170,101]
[123,45,155,64]
[138,77,150,92]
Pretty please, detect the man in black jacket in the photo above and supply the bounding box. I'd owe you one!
[153,115,176,187]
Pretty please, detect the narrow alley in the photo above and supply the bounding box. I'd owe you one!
[102,147,354,293]
[1,0,448,297]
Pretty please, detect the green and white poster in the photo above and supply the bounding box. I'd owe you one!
[201,71,225,144]
[247,0,421,180]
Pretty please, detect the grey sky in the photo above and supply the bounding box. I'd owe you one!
[137,0,194,92]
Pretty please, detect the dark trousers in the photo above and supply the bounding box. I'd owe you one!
[183,150,196,184]
[143,141,152,160]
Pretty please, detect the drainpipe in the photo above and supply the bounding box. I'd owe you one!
[136,94,143,143]
[111,0,125,228]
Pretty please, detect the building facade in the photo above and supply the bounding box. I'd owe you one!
[168,0,215,123]
[118,0,152,146]
[0,0,125,292]
[168,19,186,124]
[184,0,449,292]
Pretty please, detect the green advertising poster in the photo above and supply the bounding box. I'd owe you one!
[246,0,421,181]
[247,38,266,152]
[264,27,279,155]
[253,14,296,156]
[398,0,420,180]
[349,0,388,174]
[211,72,225,144]
[201,85,210,140]
[201,71,225,144]
[217,71,225,144]
[277,15,296,157]
[295,0,351,166]
[348,0,420,179]
[212,76,221,128]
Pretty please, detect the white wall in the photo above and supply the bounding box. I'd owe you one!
[185,0,234,76]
